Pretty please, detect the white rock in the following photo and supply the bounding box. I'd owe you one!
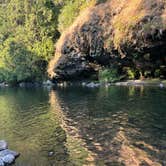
[1,154,15,164]
[0,159,4,166]
[115,82,128,86]
[43,80,53,85]
[48,151,54,156]
[0,141,8,151]
[86,82,100,88]
[159,83,164,88]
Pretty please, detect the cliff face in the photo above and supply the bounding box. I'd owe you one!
[48,0,166,81]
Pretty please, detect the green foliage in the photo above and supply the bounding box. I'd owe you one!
[126,68,135,80]
[58,0,96,32]
[0,0,109,83]
[57,0,106,32]
[99,68,120,83]
[0,38,47,83]
[0,0,61,83]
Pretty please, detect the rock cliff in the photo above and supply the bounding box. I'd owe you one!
[48,0,166,81]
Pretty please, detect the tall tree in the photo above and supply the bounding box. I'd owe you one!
[0,0,61,83]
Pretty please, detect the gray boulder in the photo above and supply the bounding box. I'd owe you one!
[0,149,19,166]
[0,159,4,166]
[0,149,19,158]
[1,154,15,164]
[0,140,19,166]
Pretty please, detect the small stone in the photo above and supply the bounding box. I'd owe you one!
[0,159,4,166]
[0,141,8,151]
[1,154,15,164]
[48,151,54,157]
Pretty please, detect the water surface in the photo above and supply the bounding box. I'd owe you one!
[0,86,165,165]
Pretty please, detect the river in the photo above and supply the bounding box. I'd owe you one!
[0,86,166,166]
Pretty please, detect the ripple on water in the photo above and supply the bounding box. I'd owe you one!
[0,86,165,165]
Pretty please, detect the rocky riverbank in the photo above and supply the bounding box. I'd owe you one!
[0,140,19,166]
[54,79,166,89]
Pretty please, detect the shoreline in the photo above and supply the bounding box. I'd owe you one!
[55,79,166,88]
[113,79,166,87]
[54,79,166,88]
[0,79,166,88]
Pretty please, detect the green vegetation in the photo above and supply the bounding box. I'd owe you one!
[58,0,96,32]
[0,0,165,83]
[57,0,106,32]
[0,0,99,84]
[123,67,136,80]
[0,0,62,83]
[99,68,120,83]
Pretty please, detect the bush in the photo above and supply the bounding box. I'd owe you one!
[122,67,136,80]
[0,0,60,83]
[98,68,120,83]
[0,38,46,84]
[126,68,135,79]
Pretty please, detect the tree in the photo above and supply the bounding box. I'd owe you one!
[0,0,61,83]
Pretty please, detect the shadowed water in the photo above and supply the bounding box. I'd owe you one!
[0,86,166,165]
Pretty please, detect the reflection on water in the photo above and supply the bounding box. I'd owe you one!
[0,88,69,166]
[0,86,166,165]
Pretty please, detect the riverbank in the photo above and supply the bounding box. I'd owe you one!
[1,79,166,89]
[55,79,166,88]
[113,79,166,87]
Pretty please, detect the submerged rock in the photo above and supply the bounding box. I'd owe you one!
[0,141,8,151]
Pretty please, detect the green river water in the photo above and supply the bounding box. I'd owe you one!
[0,86,166,166]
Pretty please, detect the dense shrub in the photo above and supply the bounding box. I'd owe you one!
[99,68,120,83]
[0,0,61,83]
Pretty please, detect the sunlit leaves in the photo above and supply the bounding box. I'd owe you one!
[0,0,60,83]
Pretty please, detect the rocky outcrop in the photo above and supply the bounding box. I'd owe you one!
[48,0,166,81]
